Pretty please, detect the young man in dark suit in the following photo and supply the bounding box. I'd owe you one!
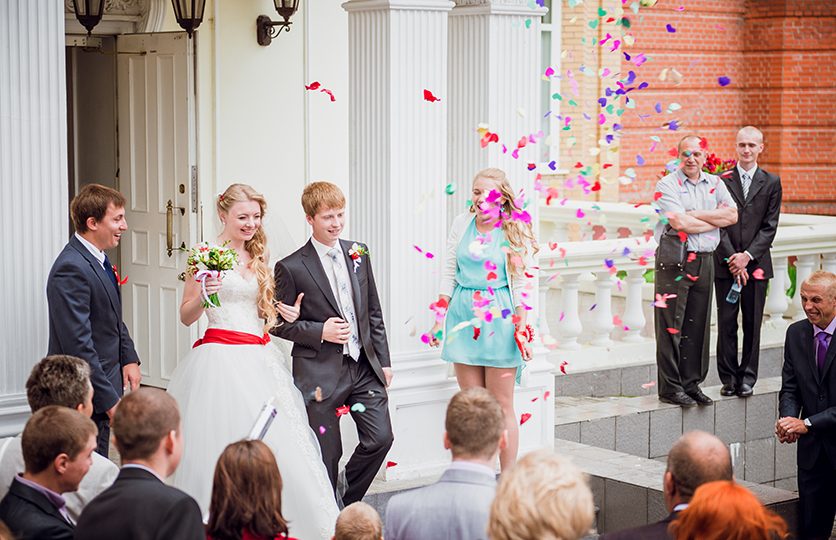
[74,388,204,540]
[777,271,836,540]
[714,126,783,398]
[0,406,98,540]
[46,184,141,456]
[272,182,393,507]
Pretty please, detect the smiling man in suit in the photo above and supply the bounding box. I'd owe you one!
[46,184,141,456]
[714,126,782,398]
[272,182,393,507]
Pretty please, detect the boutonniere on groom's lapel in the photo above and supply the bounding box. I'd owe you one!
[112,265,128,285]
[348,243,369,273]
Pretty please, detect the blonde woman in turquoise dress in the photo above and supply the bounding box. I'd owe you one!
[428,168,538,470]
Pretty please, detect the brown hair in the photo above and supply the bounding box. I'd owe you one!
[335,502,382,540]
[671,481,787,540]
[112,388,180,461]
[301,182,346,219]
[20,406,97,474]
[446,387,505,460]
[488,449,594,540]
[666,431,733,502]
[25,355,91,413]
[70,184,126,233]
[207,440,289,540]
[217,184,277,332]
[469,168,539,277]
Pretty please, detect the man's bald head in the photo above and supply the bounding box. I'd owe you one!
[666,431,732,502]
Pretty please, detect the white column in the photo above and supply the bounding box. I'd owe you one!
[539,279,553,338]
[822,253,836,275]
[590,272,615,346]
[792,255,817,320]
[621,269,646,343]
[0,0,68,435]
[765,255,789,328]
[557,273,584,350]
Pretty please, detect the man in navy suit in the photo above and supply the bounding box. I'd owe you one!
[47,184,141,456]
[777,270,836,539]
[714,126,782,398]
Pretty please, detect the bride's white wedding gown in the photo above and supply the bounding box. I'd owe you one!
[167,268,339,540]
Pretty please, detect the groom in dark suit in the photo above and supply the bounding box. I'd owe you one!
[272,182,393,507]
[714,126,782,398]
[47,184,141,456]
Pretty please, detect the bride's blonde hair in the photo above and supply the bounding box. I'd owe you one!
[218,184,277,333]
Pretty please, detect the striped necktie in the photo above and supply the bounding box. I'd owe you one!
[328,248,361,360]
[741,172,751,200]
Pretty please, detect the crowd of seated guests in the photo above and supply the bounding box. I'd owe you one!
[0,357,792,540]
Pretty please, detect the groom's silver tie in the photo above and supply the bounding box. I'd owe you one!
[329,248,361,361]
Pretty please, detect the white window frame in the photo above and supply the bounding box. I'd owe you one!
[540,0,563,170]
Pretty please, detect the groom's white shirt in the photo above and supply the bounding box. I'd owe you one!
[311,236,355,356]
[74,232,108,271]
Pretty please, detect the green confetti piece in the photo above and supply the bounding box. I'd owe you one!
[568,100,578,106]
[527,0,537,9]
[568,0,582,8]
[650,136,661,142]
[598,6,607,16]
[445,183,457,195]
[630,2,640,13]
[553,93,563,100]
[351,403,366,412]
[588,20,598,29]
[605,104,614,114]
[525,19,532,29]
[616,109,625,116]
[640,217,651,223]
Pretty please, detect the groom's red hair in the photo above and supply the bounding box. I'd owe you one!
[302,182,345,218]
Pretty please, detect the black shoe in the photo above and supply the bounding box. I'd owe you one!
[720,384,737,397]
[659,392,698,407]
[686,388,714,405]
[737,383,754,398]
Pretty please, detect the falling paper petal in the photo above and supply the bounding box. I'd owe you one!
[520,413,532,425]
[667,328,680,334]
[666,23,676,33]
[718,76,731,87]
[641,381,656,388]
[423,89,441,102]
[350,403,367,413]
[319,426,326,434]
[386,461,398,468]
[753,268,765,279]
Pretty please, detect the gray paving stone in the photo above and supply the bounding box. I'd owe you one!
[714,397,746,444]
[647,489,668,523]
[745,392,777,441]
[774,438,797,480]
[744,438,776,484]
[759,346,784,379]
[615,412,650,458]
[562,372,596,397]
[649,364,658,387]
[729,442,744,479]
[591,369,622,397]
[555,422,581,443]
[554,373,564,397]
[604,480,647,533]
[620,365,653,397]
[682,404,715,434]
[581,417,616,450]
[649,407,682,458]
[587,474,606,532]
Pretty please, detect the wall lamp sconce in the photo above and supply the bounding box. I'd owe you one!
[172,0,207,37]
[72,0,104,36]
[257,0,301,46]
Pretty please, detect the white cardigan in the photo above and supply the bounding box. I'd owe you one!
[439,213,535,309]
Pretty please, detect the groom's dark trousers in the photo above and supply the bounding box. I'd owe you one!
[272,238,393,506]
[46,235,140,456]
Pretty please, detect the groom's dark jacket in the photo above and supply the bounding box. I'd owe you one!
[272,239,390,400]
[46,235,139,417]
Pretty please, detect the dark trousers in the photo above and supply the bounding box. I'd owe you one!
[714,277,768,387]
[655,253,714,395]
[93,416,110,457]
[306,349,393,506]
[798,447,836,539]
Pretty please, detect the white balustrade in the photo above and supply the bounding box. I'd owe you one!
[591,272,615,346]
[556,273,584,350]
[538,279,553,339]
[792,255,817,320]
[823,252,836,274]
[622,269,646,343]
[764,257,790,328]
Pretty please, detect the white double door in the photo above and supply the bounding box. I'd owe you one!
[117,32,197,388]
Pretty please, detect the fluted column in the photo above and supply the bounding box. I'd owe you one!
[765,256,789,328]
[792,255,817,320]
[621,269,646,343]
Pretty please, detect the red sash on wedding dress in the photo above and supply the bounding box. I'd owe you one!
[192,328,270,348]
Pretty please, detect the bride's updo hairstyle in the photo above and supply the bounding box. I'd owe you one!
[218,184,277,333]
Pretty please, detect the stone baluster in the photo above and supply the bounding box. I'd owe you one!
[792,255,817,320]
[822,252,836,274]
[765,255,789,328]
[621,269,646,343]
[590,272,615,346]
[557,273,583,350]
[538,278,553,340]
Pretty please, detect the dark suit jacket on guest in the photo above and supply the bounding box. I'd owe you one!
[74,467,204,540]
[0,479,74,540]
[779,319,836,471]
[597,511,679,540]
[271,239,390,400]
[385,468,497,540]
[714,167,782,280]
[47,235,140,419]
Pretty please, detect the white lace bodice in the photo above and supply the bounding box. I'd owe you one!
[205,270,265,335]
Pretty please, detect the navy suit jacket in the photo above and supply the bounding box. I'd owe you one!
[47,236,139,417]
[271,239,390,400]
[779,319,836,470]
[598,511,678,540]
[714,167,782,280]
[0,479,74,540]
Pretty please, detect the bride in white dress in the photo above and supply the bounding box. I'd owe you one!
[167,184,339,540]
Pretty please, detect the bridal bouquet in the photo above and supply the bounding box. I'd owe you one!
[183,242,239,308]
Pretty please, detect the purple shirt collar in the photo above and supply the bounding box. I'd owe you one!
[13,474,72,524]
[813,316,836,341]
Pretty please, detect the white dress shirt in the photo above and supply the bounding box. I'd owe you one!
[310,236,355,355]
[736,162,758,261]
[74,232,108,271]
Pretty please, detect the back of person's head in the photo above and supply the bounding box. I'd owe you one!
[666,431,733,502]
[334,502,382,540]
[207,440,288,540]
[488,449,594,540]
[671,481,787,540]
[70,183,126,233]
[21,405,97,475]
[301,182,345,218]
[25,355,92,412]
[446,387,505,461]
[112,388,180,462]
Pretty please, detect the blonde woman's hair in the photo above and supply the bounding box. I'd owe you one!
[470,168,539,277]
[218,184,277,332]
[487,449,594,540]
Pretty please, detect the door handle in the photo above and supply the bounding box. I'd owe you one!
[178,272,187,282]
[166,199,186,257]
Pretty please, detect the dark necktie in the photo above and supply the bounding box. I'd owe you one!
[741,172,751,200]
[103,254,119,292]
[816,331,829,375]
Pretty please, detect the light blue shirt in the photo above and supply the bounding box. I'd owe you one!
[654,169,735,252]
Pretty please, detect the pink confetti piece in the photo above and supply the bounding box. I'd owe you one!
[641,381,656,389]
[319,426,326,434]
[520,413,532,425]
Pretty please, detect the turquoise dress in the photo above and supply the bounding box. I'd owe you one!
[441,218,522,372]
